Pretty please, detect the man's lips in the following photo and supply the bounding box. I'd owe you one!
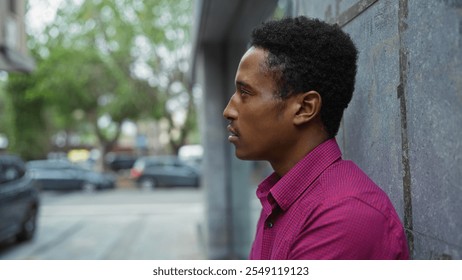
[227,125,239,141]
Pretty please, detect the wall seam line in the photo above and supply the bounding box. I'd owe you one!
[398,0,414,258]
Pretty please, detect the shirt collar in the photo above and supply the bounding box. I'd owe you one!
[256,138,342,214]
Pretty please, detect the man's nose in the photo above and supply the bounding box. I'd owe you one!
[223,94,238,120]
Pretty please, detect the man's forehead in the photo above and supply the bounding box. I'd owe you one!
[238,47,269,76]
[242,46,267,61]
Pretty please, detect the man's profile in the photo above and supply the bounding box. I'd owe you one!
[223,16,409,260]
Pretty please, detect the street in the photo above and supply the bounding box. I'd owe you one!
[0,186,205,260]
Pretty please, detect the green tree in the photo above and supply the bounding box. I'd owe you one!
[68,0,198,154]
[4,72,49,160]
[31,47,129,156]
[5,0,197,161]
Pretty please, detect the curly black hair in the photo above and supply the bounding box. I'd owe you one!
[250,16,358,138]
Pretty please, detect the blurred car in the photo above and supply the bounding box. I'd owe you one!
[130,156,200,189]
[27,159,116,192]
[0,155,40,243]
[105,153,138,172]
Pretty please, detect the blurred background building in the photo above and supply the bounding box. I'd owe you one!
[0,0,35,72]
[192,0,462,259]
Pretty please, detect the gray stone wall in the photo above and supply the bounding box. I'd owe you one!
[284,0,462,259]
[192,0,461,259]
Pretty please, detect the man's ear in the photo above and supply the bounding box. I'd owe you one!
[293,91,322,126]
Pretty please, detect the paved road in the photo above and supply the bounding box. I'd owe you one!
[0,187,205,260]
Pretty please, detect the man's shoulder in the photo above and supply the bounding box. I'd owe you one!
[298,159,394,213]
[319,159,382,193]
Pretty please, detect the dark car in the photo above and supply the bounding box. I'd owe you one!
[0,155,40,244]
[27,159,116,192]
[130,156,200,189]
[105,153,138,172]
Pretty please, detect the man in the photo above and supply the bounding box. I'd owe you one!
[223,16,409,260]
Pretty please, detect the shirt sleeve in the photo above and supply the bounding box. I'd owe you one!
[288,196,406,260]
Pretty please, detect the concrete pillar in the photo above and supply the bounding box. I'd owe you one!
[196,43,251,259]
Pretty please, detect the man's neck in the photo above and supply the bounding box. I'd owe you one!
[270,129,330,177]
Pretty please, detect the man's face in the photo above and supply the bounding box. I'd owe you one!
[223,47,296,162]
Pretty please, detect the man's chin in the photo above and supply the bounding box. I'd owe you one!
[235,150,249,160]
[235,149,259,161]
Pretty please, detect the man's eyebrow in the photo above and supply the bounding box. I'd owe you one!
[236,80,252,89]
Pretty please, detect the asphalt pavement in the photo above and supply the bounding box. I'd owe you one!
[0,184,206,260]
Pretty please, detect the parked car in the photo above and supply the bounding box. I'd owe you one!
[0,155,40,244]
[130,156,200,189]
[27,159,116,192]
[105,153,138,172]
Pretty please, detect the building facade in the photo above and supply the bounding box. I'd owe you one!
[0,0,35,72]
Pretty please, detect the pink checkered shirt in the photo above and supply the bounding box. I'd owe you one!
[249,138,409,259]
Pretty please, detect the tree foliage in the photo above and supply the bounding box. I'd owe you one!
[3,0,197,160]
[3,72,49,160]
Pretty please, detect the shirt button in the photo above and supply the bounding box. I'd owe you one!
[267,222,273,228]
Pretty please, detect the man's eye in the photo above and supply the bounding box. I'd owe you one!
[240,88,251,95]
